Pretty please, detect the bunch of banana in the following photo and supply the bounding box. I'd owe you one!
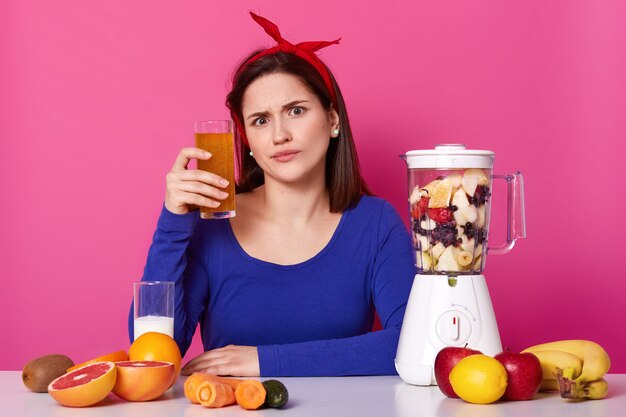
[522,340,611,400]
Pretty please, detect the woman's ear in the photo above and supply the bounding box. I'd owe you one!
[329,107,340,131]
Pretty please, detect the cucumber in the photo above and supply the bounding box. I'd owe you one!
[262,379,289,408]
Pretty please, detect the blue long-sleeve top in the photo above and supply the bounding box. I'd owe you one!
[129,195,416,376]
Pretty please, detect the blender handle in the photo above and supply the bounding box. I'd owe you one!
[487,172,527,255]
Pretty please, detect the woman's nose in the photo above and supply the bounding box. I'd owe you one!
[272,119,292,144]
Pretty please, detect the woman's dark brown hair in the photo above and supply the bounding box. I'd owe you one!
[226,51,371,213]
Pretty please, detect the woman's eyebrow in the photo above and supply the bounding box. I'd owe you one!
[245,100,309,120]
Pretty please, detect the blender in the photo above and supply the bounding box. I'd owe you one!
[395,144,526,386]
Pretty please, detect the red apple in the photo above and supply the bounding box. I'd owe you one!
[434,346,482,398]
[494,350,542,400]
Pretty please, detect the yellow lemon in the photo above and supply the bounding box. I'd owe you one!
[449,355,508,404]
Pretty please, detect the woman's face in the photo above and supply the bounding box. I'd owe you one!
[241,72,339,186]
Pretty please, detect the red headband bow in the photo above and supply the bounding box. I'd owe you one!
[232,12,341,145]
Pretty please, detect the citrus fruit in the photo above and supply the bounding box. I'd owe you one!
[422,179,441,197]
[112,360,176,402]
[429,179,453,208]
[48,361,116,407]
[449,354,508,404]
[66,350,128,373]
[129,332,182,378]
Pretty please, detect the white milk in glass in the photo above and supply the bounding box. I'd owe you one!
[134,315,174,340]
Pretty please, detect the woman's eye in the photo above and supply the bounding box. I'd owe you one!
[253,117,268,126]
[289,106,304,116]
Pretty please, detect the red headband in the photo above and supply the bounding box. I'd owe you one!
[232,12,341,145]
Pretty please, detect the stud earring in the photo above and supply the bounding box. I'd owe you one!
[332,128,340,136]
[249,151,254,157]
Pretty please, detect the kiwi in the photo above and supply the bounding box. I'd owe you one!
[22,354,74,393]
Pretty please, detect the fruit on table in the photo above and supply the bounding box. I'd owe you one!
[540,378,560,392]
[48,362,116,407]
[494,351,542,400]
[262,379,289,408]
[434,346,482,398]
[529,349,583,387]
[235,379,267,410]
[112,360,175,402]
[522,339,611,400]
[22,354,74,393]
[129,332,182,380]
[184,373,244,403]
[449,354,508,404]
[558,377,608,400]
[66,350,128,373]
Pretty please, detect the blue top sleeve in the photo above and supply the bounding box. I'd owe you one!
[129,196,416,376]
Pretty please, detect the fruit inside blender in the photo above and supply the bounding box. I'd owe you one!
[409,168,492,274]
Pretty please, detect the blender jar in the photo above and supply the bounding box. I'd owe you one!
[402,144,525,275]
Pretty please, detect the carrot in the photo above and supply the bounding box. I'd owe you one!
[184,373,244,403]
[196,381,236,408]
[235,379,267,410]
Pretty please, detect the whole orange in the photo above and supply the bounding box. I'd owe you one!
[129,332,182,379]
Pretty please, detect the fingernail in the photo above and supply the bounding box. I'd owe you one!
[219,178,229,186]
[220,192,229,199]
[203,151,211,158]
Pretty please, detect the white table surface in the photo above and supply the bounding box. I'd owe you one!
[3,371,625,416]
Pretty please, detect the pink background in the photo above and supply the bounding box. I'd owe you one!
[2,0,625,372]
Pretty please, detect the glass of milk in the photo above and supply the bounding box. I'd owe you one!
[133,281,175,340]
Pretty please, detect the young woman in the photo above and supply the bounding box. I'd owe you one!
[130,13,415,377]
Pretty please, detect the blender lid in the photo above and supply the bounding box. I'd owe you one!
[404,144,495,169]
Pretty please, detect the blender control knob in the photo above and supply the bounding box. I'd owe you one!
[436,310,472,345]
[450,314,460,341]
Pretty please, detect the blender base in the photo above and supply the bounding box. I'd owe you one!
[395,273,502,386]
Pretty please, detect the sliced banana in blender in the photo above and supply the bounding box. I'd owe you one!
[430,242,446,260]
[456,249,473,267]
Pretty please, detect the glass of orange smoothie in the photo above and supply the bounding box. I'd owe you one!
[194,120,236,219]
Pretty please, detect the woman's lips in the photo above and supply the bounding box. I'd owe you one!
[271,150,300,162]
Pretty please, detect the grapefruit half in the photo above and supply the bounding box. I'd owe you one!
[113,360,176,401]
[48,361,116,407]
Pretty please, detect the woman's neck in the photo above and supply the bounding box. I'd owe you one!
[254,175,330,225]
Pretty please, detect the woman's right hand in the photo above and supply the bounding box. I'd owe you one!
[164,147,230,215]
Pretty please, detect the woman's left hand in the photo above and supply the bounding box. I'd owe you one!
[180,345,260,377]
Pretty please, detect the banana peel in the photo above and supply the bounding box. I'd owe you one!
[556,368,609,400]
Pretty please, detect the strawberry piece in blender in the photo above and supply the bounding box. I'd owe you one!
[411,196,430,219]
[428,207,454,223]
